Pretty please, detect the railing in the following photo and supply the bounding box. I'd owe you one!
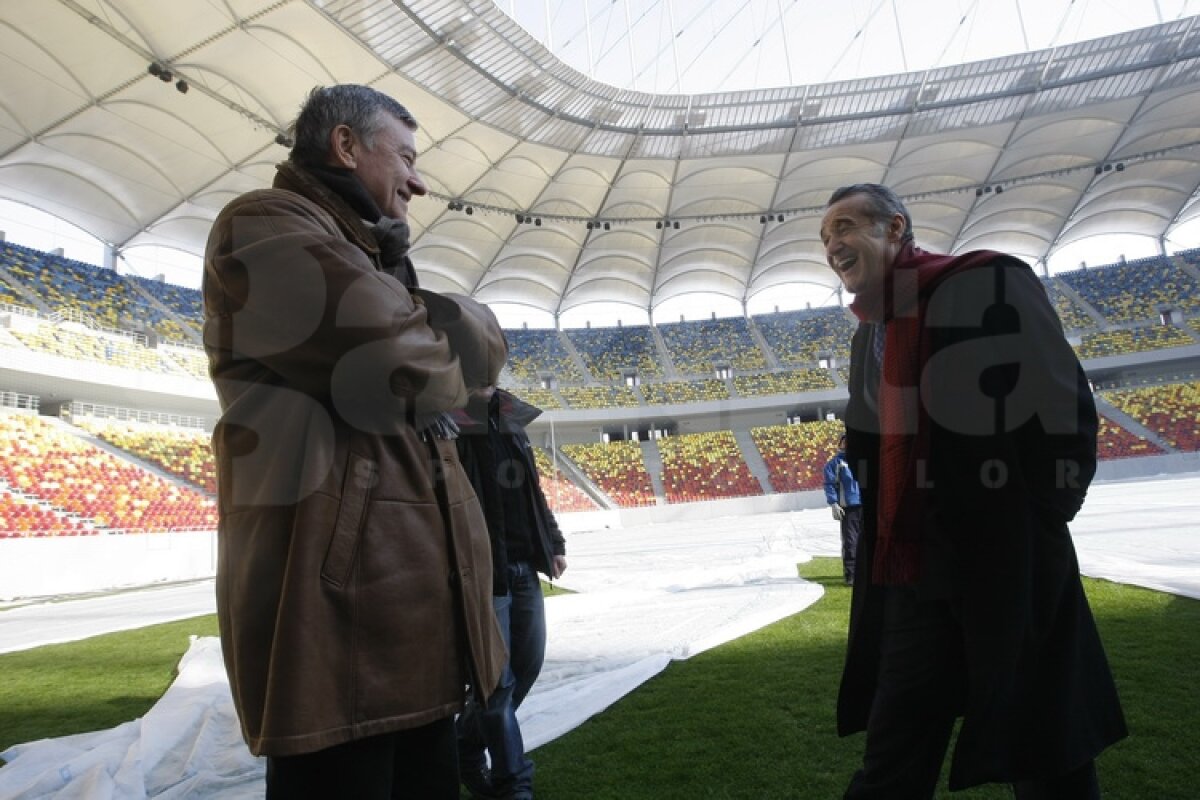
[48,308,148,346]
[64,401,208,430]
[0,391,39,411]
[0,301,38,318]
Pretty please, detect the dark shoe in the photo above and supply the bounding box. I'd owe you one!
[461,765,499,799]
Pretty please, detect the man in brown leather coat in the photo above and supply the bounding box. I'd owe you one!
[203,84,506,799]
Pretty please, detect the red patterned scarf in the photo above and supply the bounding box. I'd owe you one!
[850,241,1001,585]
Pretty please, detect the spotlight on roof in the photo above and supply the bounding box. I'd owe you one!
[273,132,294,148]
[775,214,785,222]
[175,79,188,94]
[994,185,1003,194]
[759,215,767,224]
[465,206,474,215]
[535,218,542,226]
[1115,162,1125,171]
[1094,165,1104,175]
[586,222,593,229]
[655,221,663,230]
[149,61,173,82]
[975,188,984,197]
[672,221,680,229]
[603,222,610,231]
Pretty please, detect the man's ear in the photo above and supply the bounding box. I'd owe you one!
[887,212,906,242]
[327,124,357,169]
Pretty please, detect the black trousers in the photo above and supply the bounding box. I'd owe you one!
[841,506,863,584]
[844,587,1100,799]
[265,717,459,800]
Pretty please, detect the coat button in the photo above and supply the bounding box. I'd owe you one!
[460,567,472,580]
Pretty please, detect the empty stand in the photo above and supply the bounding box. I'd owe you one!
[657,317,765,375]
[0,241,201,345]
[507,386,562,410]
[504,329,584,384]
[0,412,217,533]
[560,440,656,507]
[1076,324,1195,359]
[77,419,216,494]
[1041,278,1097,331]
[530,446,598,512]
[8,320,186,374]
[641,379,729,405]
[1058,257,1200,324]
[1102,381,1200,452]
[567,325,664,381]
[0,489,91,538]
[1096,415,1165,460]
[750,419,844,493]
[733,369,836,397]
[657,430,761,502]
[558,385,640,409]
[753,307,855,366]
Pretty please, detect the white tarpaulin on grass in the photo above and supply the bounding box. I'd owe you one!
[0,514,829,798]
[1,473,1198,798]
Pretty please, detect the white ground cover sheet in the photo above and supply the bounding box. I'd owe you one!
[1,473,1197,798]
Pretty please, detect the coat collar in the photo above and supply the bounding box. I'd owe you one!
[273,160,380,259]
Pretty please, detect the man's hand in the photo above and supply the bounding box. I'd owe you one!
[551,555,568,579]
[830,504,846,521]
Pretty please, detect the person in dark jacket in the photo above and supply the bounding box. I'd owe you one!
[820,183,1126,798]
[452,385,568,800]
[823,433,863,585]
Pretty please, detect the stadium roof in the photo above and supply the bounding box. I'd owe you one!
[2,1,1200,324]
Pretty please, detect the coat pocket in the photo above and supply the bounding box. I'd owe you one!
[321,452,376,587]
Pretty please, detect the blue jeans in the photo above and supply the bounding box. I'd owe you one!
[458,561,546,797]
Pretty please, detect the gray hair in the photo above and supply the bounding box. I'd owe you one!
[289,85,418,167]
[828,184,914,243]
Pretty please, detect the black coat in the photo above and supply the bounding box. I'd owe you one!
[454,390,566,594]
[837,257,1127,789]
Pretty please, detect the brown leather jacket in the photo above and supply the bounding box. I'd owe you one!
[202,161,506,757]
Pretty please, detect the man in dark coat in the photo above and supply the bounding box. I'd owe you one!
[451,386,567,800]
[820,183,1126,798]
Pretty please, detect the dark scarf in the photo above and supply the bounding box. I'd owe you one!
[850,241,1001,585]
[305,164,419,288]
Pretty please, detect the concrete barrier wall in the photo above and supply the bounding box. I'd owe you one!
[4,452,1198,601]
[0,530,216,601]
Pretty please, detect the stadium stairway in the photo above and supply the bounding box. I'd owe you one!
[1051,276,1107,329]
[746,317,780,369]
[0,261,52,316]
[557,332,593,382]
[1176,255,1200,286]
[639,439,666,503]
[1093,396,1175,453]
[45,416,210,496]
[551,450,616,510]
[732,429,774,494]
[649,325,680,380]
[124,278,203,347]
